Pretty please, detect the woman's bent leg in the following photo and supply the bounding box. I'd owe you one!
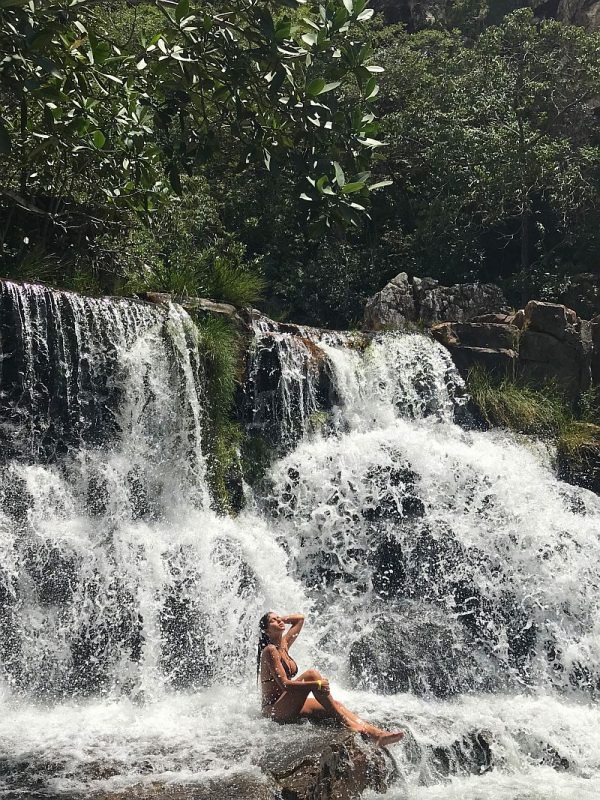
[268,685,312,723]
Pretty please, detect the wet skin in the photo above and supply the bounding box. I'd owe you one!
[259,612,405,747]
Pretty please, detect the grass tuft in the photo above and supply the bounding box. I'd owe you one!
[467,366,570,436]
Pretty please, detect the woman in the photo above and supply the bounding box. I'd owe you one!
[258,611,404,747]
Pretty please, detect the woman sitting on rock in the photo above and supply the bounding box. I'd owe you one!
[258,611,404,747]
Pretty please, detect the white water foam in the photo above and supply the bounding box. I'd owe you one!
[1,291,599,798]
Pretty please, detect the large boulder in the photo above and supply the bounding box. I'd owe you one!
[260,728,389,800]
[518,301,592,399]
[363,272,419,330]
[85,730,390,800]
[363,274,507,331]
[417,280,508,326]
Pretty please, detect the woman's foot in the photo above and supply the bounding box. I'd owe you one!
[374,731,405,748]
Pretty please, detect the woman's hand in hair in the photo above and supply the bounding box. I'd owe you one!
[283,614,304,648]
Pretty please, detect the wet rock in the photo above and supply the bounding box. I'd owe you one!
[427,730,493,779]
[348,608,474,697]
[516,732,570,771]
[260,728,389,800]
[88,775,279,799]
[557,424,600,495]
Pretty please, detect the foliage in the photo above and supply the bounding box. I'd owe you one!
[0,0,384,249]
[467,366,570,435]
[117,176,264,304]
[580,385,600,426]
[195,313,244,511]
[373,10,600,303]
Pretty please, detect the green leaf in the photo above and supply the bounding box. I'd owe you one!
[369,180,393,190]
[169,165,182,193]
[341,181,366,193]
[333,161,346,187]
[92,130,106,148]
[175,0,189,23]
[306,78,325,96]
[0,118,11,154]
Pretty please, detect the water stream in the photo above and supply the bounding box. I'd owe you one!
[0,282,599,798]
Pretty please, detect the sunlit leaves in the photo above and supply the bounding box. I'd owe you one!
[0,0,387,229]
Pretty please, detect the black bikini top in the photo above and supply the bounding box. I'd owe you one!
[261,645,298,682]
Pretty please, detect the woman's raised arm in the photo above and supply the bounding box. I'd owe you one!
[282,613,304,648]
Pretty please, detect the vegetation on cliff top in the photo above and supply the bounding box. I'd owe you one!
[2,3,600,326]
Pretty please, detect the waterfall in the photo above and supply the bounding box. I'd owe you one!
[1,283,600,799]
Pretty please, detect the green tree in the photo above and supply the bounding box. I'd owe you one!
[375,10,600,300]
[0,0,384,286]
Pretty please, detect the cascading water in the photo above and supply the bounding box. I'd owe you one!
[1,282,600,799]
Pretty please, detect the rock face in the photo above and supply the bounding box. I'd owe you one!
[86,730,390,800]
[363,273,507,331]
[519,301,592,399]
[431,300,596,401]
[431,321,520,380]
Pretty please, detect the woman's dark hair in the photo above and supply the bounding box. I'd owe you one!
[257,612,272,679]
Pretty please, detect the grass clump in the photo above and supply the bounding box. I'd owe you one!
[467,366,570,436]
[195,314,246,512]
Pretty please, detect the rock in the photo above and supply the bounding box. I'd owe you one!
[592,321,600,385]
[348,608,475,697]
[363,274,507,330]
[363,272,418,330]
[418,282,508,326]
[431,322,519,352]
[557,424,600,495]
[82,730,390,800]
[428,731,493,779]
[513,309,526,329]
[139,291,241,321]
[446,346,518,380]
[523,300,578,341]
[518,301,592,399]
[557,0,600,31]
[88,776,279,799]
[261,728,389,800]
[470,313,516,324]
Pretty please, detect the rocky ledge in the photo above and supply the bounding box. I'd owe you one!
[80,725,493,800]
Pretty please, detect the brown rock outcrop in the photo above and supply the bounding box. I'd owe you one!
[519,301,592,399]
[431,322,519,380]
[87,730,390,800]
